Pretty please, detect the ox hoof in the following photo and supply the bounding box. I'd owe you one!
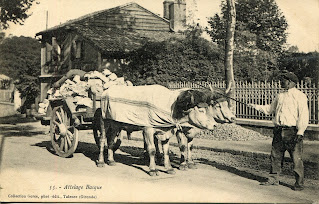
[187,162,197,169]
[166,168,176,175]
[96,161,105,168]
[179,164,188,171]
[107,160,116,166]
[149,169,159,176]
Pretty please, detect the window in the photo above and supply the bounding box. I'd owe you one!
[75,41,83,59]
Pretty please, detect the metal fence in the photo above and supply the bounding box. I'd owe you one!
[167,81,319,125]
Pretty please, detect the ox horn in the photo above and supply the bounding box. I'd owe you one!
[225,81,232,95]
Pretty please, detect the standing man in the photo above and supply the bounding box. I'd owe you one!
[249,71,309,191]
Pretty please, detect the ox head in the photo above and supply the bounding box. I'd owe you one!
[206,83,236,123]
[173,89,217,130]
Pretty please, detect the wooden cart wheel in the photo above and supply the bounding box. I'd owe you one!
[50,105,79,158]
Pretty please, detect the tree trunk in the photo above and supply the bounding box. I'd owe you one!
[224,0,236,112]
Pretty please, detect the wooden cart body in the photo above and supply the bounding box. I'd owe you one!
[41,92,101,157]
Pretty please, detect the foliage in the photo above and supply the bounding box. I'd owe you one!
[206,0,288,81]
[0,0,35,29]
[0,32,5,42]
[121,28,224,86]
[278,51,319,83]
[0,36,41,108]
[207,0,288,54]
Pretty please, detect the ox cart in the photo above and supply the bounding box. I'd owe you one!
[41,91,102,158]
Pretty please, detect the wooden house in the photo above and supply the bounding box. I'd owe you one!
[36,0,186,101]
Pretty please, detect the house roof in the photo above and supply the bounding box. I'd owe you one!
[36,2,184,54]
[36,2,170,36]
[73,25,182,54]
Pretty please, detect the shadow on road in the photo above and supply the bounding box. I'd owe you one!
[0,125,45,137]
[0,114,37,124]
[76,141,99,162]
[196,158,295,189]
[31,138,319,189]
[32,140,59,157]
[118,146,182,175]
[198,158,266,181]
[75,142,181,175]
[33,140,98,160]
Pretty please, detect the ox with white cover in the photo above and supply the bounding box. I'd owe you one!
[95,85,219,176]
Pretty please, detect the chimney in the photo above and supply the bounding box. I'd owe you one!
[163,0,173,20]
[163,0,186,32]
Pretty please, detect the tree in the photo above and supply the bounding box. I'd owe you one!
[278,51,319,85]
[286,45,299,53]
[208,0,288,54]
[0,36,41,111]
[0,32,4,42]
[206,0,288,81]
[0,0,35,29]
[224,0,236,111]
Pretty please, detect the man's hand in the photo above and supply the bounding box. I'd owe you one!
[295,134,304,143]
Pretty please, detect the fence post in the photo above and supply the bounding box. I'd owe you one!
[317,82,319,124]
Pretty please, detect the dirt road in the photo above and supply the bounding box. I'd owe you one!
[0,117,318,203]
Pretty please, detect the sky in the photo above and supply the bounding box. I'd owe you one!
[4,0,319,53]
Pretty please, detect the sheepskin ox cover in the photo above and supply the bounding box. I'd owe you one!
[101,85,182,127]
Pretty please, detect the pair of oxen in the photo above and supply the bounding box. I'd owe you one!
[93,84,235,176]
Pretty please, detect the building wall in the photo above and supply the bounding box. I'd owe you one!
[0,102,15,117]
[72,39,100,72]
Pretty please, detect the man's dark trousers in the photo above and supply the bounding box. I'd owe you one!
[270,126,304,187]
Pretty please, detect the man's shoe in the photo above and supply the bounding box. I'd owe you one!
[260,180,279,186]
[293,185,304,191]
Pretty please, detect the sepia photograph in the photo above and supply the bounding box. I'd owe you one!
[0,0,318,203]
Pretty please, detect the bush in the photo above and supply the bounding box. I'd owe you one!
[122,35,225,85]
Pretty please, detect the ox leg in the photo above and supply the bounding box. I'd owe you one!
[143,128,159,176]
[97,119,108,167]
[144,138,162,165]
[107,125,120,166]
[186,137,197,169]
[162,139,175,174]
[112,130,122,152]
[176,130,188,171]
[155,138,164,166]
[143,137,149,162]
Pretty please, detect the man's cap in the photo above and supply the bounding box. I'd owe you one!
[279,71,298,83]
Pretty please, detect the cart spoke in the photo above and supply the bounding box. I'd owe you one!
[64,137,68,152]
[65,113,69,126]
[66,134,72,146]
[60,137,65,152]
[67,130,74,140]
[59,107,65,123]
[56,111,63,123]
[53,120,60,126]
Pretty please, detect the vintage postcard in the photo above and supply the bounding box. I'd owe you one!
[0,0,318,203]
